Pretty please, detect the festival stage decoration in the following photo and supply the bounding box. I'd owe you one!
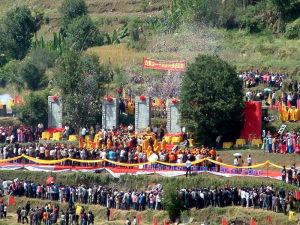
[148,153,158,163]
[51,96,58,101]
[171,98,179,104]
[143,58,186,72]
[139,95,146,101]
[0,154,286,169]
[240,101,262,139]
[106,97,113,102]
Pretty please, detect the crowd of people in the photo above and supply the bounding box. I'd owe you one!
[14,201,95,225]
[0,141,221,170]
[262,131,300,154]
[0,124,221,169]
[0,125,44,144]
[238,70,289,89]
[0,178,299,224]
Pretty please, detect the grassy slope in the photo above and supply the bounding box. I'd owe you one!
[0,196,296,225]
[1,0,299,75]
[220,29,300,74]
[0,0,169,38]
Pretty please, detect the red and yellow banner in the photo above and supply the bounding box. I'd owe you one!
[0,154,284,169]
[143,58,186,71]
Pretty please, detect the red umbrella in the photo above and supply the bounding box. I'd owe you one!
[46,176,55,185]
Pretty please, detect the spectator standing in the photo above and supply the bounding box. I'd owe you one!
[106,207,110,221]
[247,155,252,166]
[282,166,286,182]
[186,159,192,177]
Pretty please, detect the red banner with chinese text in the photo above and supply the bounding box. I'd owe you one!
[143,58,186,71]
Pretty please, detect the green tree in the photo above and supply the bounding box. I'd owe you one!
[113,67,128,89]
[0,60,22,89]
[0,28,13,67]
[162,184,183,222]
[4,6,37,60]
[16,90,49,126]
[60,0,87,30]
[27,47,58,70]
[19,61,47,91]
[179,54,244,145]
[66,15,104,51]
[55,51,110,129]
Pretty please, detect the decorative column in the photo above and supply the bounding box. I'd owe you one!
[135,96,151,131]
[48,96,62,128]
[102,97,119,129]
[167,99,181,133]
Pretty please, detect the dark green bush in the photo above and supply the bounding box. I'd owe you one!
[285,18,300,39]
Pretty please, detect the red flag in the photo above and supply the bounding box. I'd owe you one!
[267,216,273,224]
[137,214,141,224]
[153,216,158,225]
[250,218,257,225]
[46,176,55,185]
[278,102,282,112]
[222,218,227,225]
[164,220,169,225]
[110,208,114,218]
[8,195,15,206]
[296,191,300,200]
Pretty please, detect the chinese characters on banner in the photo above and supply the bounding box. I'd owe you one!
[143,58,186,72]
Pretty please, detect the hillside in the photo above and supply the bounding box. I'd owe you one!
[1,0,300,76]
[0,0,169,37]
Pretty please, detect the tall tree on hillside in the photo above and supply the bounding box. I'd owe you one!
[60,0,87,31]
[66,15,104,51]
[55,51,110,129]
[3,6,38,60]
[0,29,13,67]
[16,90,49,127]
[179,54,244,145]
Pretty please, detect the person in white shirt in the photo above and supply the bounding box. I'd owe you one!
[247,154,252,166]
[246,90,252,101]
[125,218,131,225]
[133,216,138,225]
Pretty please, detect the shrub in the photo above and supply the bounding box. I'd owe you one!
[179,54,244,145]
[16,90,49,126]
[162,184,183,222]
[66,15,104,51]
[60,0,87,29]
[285,18,300,39]
[151,118,167,127]
[19,61,47,91]
[119,114,134,127]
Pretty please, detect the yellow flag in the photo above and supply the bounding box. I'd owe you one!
[267,94,272,105]
[7,99,14,109]
[282,102,286,111]
[289,210,297,221]
[76,205,82,216]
